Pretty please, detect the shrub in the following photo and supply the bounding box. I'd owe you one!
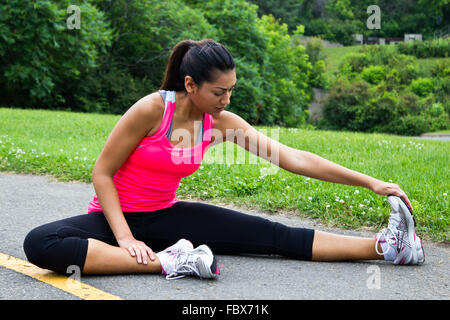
[360,65,386,85]
[322,79,370,130]
[397,39,450,58]
[409,78,435,97]
[358,91,401,132]
[383,113,450,136]
[0,0,112,110]
[398,92,422,115]
[339,52,370,74]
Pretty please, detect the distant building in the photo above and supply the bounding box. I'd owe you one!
[404,34,423,42]
[353,34,422,45]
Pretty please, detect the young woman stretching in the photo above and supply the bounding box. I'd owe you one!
[23,39,425,280]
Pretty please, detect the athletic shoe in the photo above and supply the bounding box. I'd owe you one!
[375,195,425,264]
[156,239,219,280]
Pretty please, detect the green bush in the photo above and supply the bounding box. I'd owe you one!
[398,92,422,115]
[339,52,370,74]
[322,79,370,130]
[397,39,450,58]
[360,65,386,85]
[383,112,450,136]
[356,92,403,132]
[0,0,112,110]
[409,78,435,97]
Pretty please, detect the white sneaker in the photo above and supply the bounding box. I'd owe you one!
[156,239,219,280]
[375,196,425,264]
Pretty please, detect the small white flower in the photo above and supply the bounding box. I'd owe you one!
[340,199,344,204]
[444,193,447,196]
[359,204,364,208]
[308,197,312,201]
[326,204,330,208]
[355,190,360,194]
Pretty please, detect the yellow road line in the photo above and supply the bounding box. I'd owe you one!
[0,252,123,300]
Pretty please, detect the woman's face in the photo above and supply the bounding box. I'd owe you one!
[188,69,237,115]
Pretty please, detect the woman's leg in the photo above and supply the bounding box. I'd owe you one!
[145,201,383,263]
[312,230,384,261]
[23,212,162,275]
[143,201,315,260]
[83,239,161,274]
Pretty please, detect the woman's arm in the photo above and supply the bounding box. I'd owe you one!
[92,93,163,263]
[216,111,413,210]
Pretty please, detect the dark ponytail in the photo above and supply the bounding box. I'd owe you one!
[160,39,235,91]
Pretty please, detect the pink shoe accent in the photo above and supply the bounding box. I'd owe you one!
[215,263,220,275]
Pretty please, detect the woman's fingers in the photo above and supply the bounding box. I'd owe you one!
[132,244,155,264]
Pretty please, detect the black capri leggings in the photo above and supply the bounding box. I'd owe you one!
[23,201,315,275]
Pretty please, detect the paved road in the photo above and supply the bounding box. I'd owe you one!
[0,172,448,300]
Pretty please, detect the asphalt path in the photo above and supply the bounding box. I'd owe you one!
[0,172,448,300]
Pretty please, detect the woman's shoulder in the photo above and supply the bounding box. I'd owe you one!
[121,92,165,137]
[133,91,165,118]
[212,110,251,132]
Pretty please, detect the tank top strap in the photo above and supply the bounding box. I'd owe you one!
[150,90,175,140]
[203,112,213,143]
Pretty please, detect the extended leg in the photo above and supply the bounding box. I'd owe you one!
[312,230,384,261]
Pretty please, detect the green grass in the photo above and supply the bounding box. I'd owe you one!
[1,107,449,242]
[323,45,362,78]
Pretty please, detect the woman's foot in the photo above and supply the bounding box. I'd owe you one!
[156,239,220,279]
[375,196,425,265]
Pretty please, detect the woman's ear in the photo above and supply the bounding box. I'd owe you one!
[184,76,198,94]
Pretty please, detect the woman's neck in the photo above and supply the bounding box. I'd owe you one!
[175,91,203,121]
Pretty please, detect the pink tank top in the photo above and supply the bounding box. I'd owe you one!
[87,91,213,213]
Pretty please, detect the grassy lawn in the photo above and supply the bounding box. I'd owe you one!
[323,45,363,78]
[1,107,448,242]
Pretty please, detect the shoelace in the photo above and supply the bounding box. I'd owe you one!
[165,250,200,280]
[375,227,399,256]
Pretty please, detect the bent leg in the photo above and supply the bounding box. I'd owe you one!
[23,212,162,275]
[83,239,161,274]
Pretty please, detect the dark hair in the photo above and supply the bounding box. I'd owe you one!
[160,39,235,91]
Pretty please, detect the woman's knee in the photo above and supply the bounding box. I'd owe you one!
[23,224,51,268]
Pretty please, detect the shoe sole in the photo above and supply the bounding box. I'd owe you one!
[194,245,219,279]
[392,196,419,264]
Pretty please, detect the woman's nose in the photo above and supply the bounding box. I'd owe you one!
[221,91,231,105]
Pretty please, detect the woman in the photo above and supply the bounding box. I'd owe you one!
[23,39,425,280]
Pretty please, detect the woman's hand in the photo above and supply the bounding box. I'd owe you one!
[117,237,156,265]
[369,180,413,212]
